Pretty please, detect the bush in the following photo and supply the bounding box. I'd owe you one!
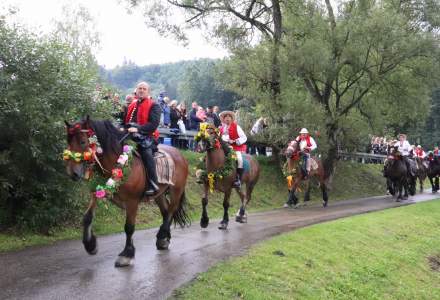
[0,20,110,231]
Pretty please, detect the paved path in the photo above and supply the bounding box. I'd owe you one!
[1,192,438,300]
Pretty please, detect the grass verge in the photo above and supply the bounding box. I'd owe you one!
[0,153,385,252]
[174,200,440,300]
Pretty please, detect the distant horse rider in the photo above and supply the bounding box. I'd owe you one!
[394,133,415,176]
[123,81,161,196]
[289,128,317,179]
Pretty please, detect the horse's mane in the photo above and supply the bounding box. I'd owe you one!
[89,119,125,156]
[219,137,231,156]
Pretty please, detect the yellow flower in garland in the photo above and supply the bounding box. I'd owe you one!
[207,172,215,193]
[63,149,72,160]
[74,152,82,162]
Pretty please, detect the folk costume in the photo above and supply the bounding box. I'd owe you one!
[414,145,426,159]
[292,128,317,178]
[219,111,247,188]
[124,96,161,196]
[394,134,415,177]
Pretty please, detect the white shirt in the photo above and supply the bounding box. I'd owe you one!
[394,140,411,156]
[250,120,263,135]
[221,124,247,145]
[294,136,317,152]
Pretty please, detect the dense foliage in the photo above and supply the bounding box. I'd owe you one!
[100,58,238,109]
[0,18,109,231]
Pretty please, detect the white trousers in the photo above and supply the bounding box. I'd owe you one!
[235,151,243,168]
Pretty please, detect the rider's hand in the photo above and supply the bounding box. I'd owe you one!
[128,127,138,133]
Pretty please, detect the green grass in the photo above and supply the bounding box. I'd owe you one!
[174,200,440,300]
[0,154,385,252]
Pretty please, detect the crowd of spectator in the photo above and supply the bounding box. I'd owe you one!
[370,136,388,155]
[109,89,271,155]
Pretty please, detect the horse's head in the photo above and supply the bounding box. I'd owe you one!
[64,116,95,181]
[285,141,299,159]
[195,123,221,153]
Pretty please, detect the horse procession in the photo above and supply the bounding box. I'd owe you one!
[63,81,437,268]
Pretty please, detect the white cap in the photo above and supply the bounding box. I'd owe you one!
[417,145,422,148]
[300,128,309,134]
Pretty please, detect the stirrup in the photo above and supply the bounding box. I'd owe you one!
[144,181,159,196]
[233,180,241,188]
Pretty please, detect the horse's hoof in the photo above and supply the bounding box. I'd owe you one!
[396,198,401,202]
[283,203,291,208]
[156,238,170,250]
[218,221,228,230]
[323,201,328,208]
[115,256,132,267]
[200,217,209,228]
[83,235,97,255]
[235,215,247,223]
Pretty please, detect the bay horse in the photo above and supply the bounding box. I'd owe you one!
[427,153,440,193]
[64,117,190,267]
[283,141,328,208]
[196,124,260,230]
[414,156,428,193]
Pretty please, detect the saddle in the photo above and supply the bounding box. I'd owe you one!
[134,150,175,186]
[154,151,175,186]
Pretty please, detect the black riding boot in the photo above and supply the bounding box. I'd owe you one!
[302,155,309,179]
[233,168,244,188]
[404,157,415,177]
[140,147,159,196]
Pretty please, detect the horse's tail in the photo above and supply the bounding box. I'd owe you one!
[172,190,191,228]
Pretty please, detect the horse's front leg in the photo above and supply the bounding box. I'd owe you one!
[115,197,139,267]
[83,195,97,255]
[218,190,231,230]
[200,184,210,228]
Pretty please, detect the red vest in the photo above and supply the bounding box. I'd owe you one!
[221,122,246,152]
[125,97,159,139]
[295,135,312,147]
[415,149,424,157]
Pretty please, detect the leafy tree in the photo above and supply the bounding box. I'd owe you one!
[125,0,284,115]
[0,12,109,231]
[281,0,439,175]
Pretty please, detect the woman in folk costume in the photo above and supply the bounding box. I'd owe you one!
[293,128,317,178]
[414,145,426,159]
[219,111,247,187]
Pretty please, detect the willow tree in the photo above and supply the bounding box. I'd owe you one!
[126,0,284,114]
[281,0,440,176]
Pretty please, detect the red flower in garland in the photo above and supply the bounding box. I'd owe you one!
[215,139,221,149]
[112,168,123,179]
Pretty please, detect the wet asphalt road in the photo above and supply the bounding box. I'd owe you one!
[1,192,439,300]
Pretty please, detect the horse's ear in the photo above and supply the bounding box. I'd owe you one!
[64,120,71,128]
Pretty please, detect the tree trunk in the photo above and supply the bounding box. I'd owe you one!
[323,122,339,180]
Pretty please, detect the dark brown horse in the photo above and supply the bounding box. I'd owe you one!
[284,141,328,208]
[414,156,428,193]
[65,117,190,267]
[196,125,260,229]
[427,153,440,193]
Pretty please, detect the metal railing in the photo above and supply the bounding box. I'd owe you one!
[157,128,386,163]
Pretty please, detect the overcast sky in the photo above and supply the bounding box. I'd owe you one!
[2,0,228,68]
